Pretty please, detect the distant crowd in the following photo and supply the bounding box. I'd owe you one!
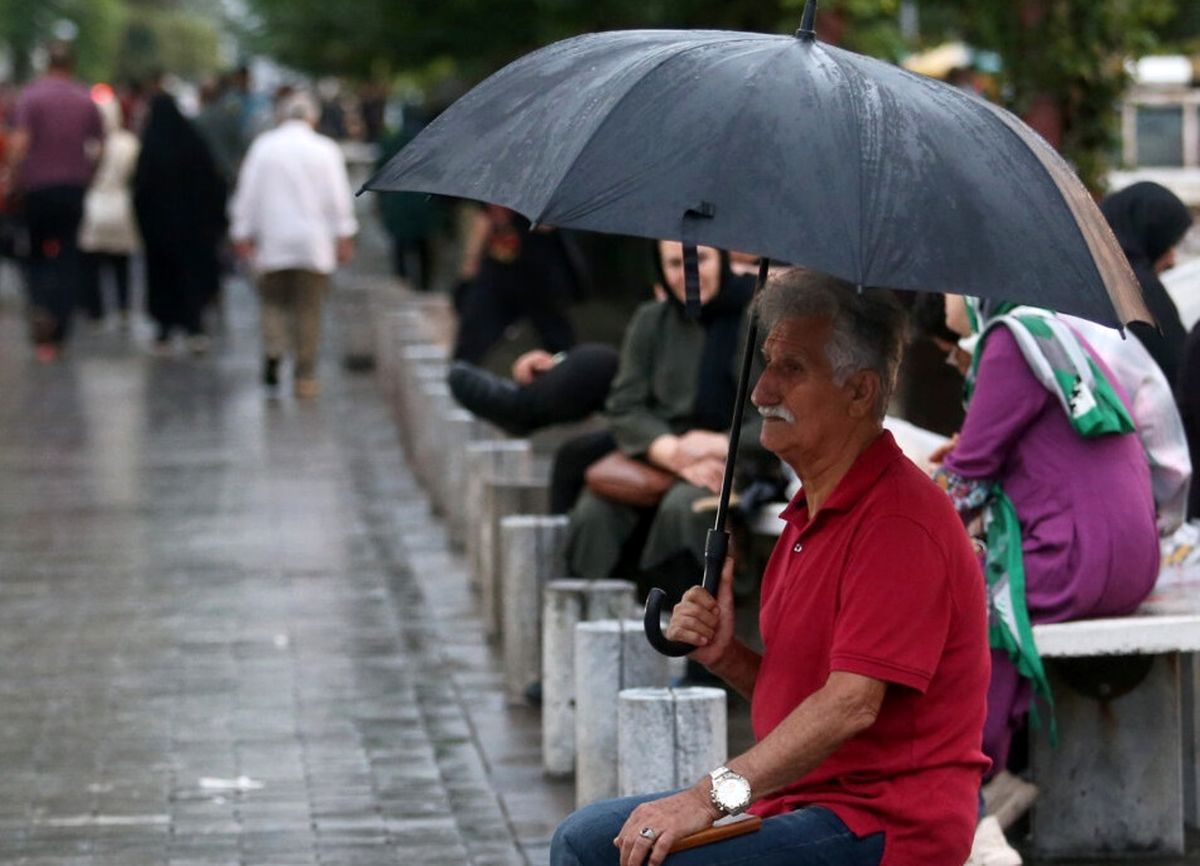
[2,40,370,399]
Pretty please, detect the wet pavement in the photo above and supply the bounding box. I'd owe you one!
[0,255,570,865]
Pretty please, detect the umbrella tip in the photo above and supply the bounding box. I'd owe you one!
[795,0,818,41]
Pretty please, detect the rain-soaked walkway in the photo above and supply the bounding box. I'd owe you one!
[0,256,570,866]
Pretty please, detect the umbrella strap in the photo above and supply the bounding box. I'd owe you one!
[681,202,714,321]
[683,244,701,320]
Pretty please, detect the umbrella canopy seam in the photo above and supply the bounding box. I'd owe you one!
[821,44,868,285]
[530,34,765,228]
[968,95,1151,327]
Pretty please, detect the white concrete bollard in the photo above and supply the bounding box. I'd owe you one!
[617,687,727,797]
[542,580,640,778]
[465,441,532,595]
[416,382,455,513]
[373,311,410,406]
[443,409,490,550]
[335,281,376,370]
[396,346,447,456]
[407,367,449,473]
[499,515,570,704]
[480,477,548,641]
[574,620,672,805]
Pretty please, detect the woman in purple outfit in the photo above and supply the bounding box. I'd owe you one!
[935,295,1159,777]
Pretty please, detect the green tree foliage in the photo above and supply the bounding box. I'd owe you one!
[243,0,1174,191]
[0,0,124,80]
[114,6,222,83]
[933,0,1174,191]
[0,0,221,84]
[241,0,812,80]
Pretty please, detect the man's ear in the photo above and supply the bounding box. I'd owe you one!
[846,370,881,419]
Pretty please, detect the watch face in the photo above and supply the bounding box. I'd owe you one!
[716,777,749,807]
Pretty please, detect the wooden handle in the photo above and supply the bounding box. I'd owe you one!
[669,815,763,853]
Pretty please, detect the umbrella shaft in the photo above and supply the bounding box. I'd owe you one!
[711,258,769,533]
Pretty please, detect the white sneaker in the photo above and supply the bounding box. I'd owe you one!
[983,771,1039,830]
[965,816,1022,866]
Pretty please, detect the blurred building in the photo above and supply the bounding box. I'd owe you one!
[1113,55,1200,206]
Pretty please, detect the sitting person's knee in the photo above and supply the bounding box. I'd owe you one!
[550,801,617,866]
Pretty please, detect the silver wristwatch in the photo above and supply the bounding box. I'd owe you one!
[709,766,752,816]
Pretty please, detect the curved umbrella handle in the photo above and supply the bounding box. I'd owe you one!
[643,529,729,657]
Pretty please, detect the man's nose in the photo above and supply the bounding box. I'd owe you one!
[750,375,774,408]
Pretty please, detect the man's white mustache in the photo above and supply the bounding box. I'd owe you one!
[756,404,796,423]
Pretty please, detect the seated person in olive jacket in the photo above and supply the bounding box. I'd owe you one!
[566,240,772,602]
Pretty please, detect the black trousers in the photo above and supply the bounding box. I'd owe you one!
[550,429,618,514]
[391,237,433,291]
[524,344,619,429]
[80,252,132,319]
[24,185,86,345]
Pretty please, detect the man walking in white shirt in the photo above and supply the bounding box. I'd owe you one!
[231,91,358,398]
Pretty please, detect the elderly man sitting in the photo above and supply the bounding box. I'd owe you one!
[551,268,990,866]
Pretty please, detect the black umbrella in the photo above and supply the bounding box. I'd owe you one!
[364,2,1150,655]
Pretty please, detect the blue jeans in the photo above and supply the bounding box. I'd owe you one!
[551,790,885,866]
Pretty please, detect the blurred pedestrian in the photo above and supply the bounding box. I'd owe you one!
[227,65,272,145]
[1100,181,1193,385]
[78,89,140,327]
[194,76,244,185]
[316,79,349,140]
[9,41,103,360]
[358,82,387,143]
[453,204,585,364]
[133,93,227,353]
[376,110,442,290]
[230,91,357,398]
[0,82,24,262]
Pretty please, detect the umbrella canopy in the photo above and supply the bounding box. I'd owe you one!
[365,27,1149,328]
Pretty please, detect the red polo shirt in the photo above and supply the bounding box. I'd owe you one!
[748,431,990,866]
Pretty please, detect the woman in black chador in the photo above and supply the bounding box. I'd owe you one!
[133,93,227,351]
[1100,181,1192,385]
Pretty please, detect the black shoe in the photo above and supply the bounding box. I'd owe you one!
[263,357,280,388]
[524,680,543,706]
[447,361,534,436]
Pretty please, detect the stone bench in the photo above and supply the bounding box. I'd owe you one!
[1029,579,1200,859]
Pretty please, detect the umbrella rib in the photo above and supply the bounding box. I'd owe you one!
[821,46,867,285]
[532,35,766,226]
[969,96,1148,326]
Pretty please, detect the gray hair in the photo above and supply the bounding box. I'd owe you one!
[280,91,320,124]
[755,268,909,420]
